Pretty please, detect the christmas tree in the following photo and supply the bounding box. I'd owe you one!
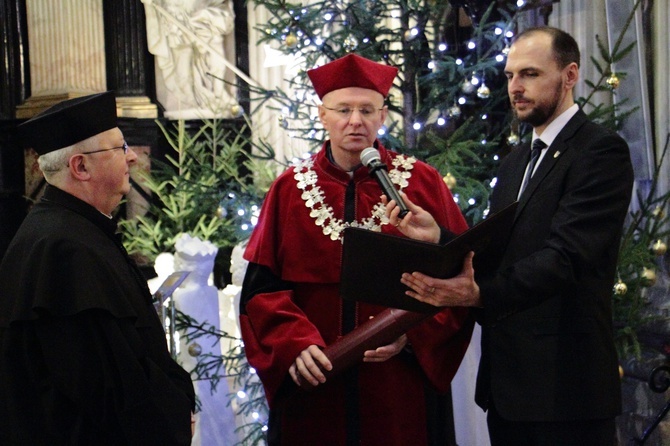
[248,0,519,224]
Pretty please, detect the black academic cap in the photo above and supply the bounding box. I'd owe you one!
[18,91,118,156]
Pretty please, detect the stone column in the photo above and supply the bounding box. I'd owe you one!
[16,0,107,119]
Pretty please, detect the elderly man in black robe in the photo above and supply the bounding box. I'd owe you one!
[0,92,195,445]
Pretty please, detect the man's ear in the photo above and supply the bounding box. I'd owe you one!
[564,62,579,90]
[68,154,91,181]
[318,105,330,131]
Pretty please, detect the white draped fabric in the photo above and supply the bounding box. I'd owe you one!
[246,4,312,167]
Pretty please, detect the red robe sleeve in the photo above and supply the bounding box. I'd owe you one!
[240,290,324,407]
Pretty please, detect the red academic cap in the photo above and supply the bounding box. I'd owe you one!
[18,91,118,156]
[307,54,398,99]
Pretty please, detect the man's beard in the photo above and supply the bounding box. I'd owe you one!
[513,83,562,127]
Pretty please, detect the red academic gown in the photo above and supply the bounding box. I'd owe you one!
[240,142,473,446]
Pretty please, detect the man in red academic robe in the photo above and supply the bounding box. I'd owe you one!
[239,54,474,445]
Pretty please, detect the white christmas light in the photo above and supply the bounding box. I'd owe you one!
[495,27,503,35]
[437,117,446,126]
[456,58,463,65]
[413,122,422,131]
[481,139,487,144]
[516,0,526,7]
[470,76,480,86]
[249,367,257,374]
[377,127,386,136]
[458,97,466,105]
[252,412,260,420]
[506,31,514,38]
[324,13,333,21]
[438,43,447,52]
[428,61,435,70]
[262,426,269,432]
[481,114,488,120]
[467,41,476,50]
[496,54,505,62]
[241,224,249,230]
[490,177,498,187]
[468,198,476,205]
[237,390,247,399]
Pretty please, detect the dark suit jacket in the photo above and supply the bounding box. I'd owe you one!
[475,110,633,422]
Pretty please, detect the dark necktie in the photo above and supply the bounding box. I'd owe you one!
[520,139,546,195]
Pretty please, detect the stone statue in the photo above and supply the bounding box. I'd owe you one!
[142,0,238,119]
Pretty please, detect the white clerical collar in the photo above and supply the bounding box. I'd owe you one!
[532,103,579,147]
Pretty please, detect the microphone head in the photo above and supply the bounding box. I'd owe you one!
[360,147,381,167]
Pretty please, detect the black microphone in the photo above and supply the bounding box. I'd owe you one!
[360,147,409,219]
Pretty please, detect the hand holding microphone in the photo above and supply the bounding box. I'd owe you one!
[360,147,409,219]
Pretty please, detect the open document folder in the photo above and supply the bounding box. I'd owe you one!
[340,201,518,313]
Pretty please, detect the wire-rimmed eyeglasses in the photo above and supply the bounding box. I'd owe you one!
[81,141,129,156]
[322,105,384,120]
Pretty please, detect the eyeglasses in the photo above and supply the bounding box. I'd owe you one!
[323,105,384,120]
[81,141,129,155]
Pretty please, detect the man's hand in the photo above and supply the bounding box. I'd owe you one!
[288,345,333,388]
[363,334,408,362]
[401,251,482,307]
[384,192,441,243]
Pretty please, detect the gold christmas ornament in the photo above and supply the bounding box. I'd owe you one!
[447,104,461,118]
[343,36,359,52]
[230,104,243,118]
[652,240,668,256]
[641,267,657,287]
[188,343,202,357]
[443,172,457,189]
[606,73,620,89]
[613,280,628,295]
[653,206,666,219]
[461,79,475,94]
[284,32,298,49]
[619,365,624,379]
[507,132,519,146]
[216,205,227,219]
[476,83,491,99]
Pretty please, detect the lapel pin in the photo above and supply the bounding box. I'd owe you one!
[553,151,560,158]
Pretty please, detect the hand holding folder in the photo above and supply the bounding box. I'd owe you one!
[299,202,518,390]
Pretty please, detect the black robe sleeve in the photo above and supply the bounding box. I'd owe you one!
[2,309,194,445]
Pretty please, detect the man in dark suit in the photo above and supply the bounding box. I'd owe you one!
[386,27,634,445]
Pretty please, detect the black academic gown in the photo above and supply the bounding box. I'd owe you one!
[0,185,195,445]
